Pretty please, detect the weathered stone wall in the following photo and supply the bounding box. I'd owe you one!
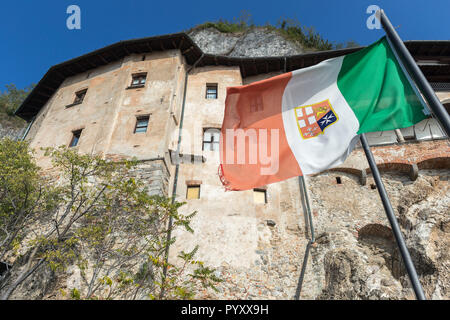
[0,122,25,140]
[191,167,449,300]
[24,49,186,174]
[129,159,171,197]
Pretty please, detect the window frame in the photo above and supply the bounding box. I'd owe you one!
[134,115,150,134]
[205,83,218,100]
[186,185,201,200]
[69,129,83,147]
[66,89,88,108]
[253,188,267,204]
[128,73,147,89]
[202,128,221,151]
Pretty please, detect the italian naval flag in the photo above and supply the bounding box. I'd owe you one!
[219,37,428,191]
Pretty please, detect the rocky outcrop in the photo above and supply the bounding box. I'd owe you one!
[188,27,304,57]
[309,170,449,300]
[0,122,25,140]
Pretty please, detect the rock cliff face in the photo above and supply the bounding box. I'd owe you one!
[188,27,304,57]
[309,170,449,300]
[195,170,449,300]
[0,122,25,140]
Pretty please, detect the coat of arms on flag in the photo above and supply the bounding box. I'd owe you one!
[294,99,339,139]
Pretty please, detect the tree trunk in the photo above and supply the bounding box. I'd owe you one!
[0,259,45,300]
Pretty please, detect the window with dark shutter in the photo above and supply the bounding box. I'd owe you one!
[206,84,218,99]
[69,129,83,147]
[134,116,150,133]
[130,73,147,88]
[67,89,88,108]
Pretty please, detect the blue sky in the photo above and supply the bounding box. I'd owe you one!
[1,0,449,89]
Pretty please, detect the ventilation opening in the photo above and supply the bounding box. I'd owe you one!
[336,177,342,184]
[0,261,11,277]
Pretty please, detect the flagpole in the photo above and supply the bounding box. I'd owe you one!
[377,9,450,137]
[294,175,315,299]
[360,133,426,300]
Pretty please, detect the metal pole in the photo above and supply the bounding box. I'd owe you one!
[377,9,450,137]
[360,133,426,300]
[160,54,204,299]
[20,116,35,141]
[294,175,315,300]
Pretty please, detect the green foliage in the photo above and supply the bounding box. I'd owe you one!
[334,40,361,50]
[0,84,33,128]
[0,138,46,262]
[0,141,221,300]
[0,84,33,116]
[275,18,333,51]
[193,11,253,34]
[70,288,81,300]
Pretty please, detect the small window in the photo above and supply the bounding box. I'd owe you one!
[253,189,267,204]
[69,129,83,147]
[130,73,147,88]
[74,89,87,104]
[186,185,200,200]
[206,84,218,99]
[134,116,149,133]
[203,128,220,151]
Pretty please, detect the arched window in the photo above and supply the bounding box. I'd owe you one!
[203,128,220,151]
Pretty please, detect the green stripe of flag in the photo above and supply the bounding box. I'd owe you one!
[337,37,428,134]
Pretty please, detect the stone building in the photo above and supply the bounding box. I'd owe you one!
[14,33,450,299]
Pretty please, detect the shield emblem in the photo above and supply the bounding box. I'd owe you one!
[294,100,338,140]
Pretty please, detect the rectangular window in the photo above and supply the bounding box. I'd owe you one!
[253,189,267,204]
[130,73,147,88]
[134,116,149,133]
[73,89,87,104]
[69,129,83,147]
[186,185,200,200]
[203,128,220,151]
[206,84,218,99]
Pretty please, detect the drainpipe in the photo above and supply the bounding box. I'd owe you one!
[170,54,204,202]
[160,53,204,298]
[20,116,35,141]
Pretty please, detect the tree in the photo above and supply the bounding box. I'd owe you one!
[0,84,34,117]
[345,40,360,49]
[0,138,48,284]
[0,142,220,300]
